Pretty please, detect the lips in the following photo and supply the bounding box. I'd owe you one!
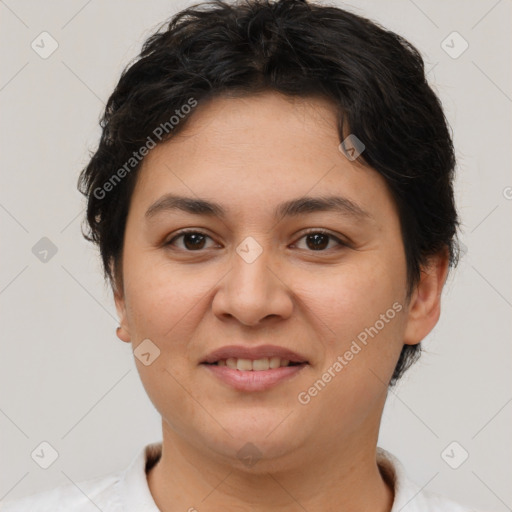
[200,344,309,391]
[200,344,309,366]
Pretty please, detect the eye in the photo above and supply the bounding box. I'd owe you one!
[165,230,217,251]
[292,229,348,251]
[165,228,348,252]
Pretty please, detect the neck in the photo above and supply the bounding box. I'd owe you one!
[147,423,394,512]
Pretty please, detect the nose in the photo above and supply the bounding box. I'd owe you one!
[211,239,294,327]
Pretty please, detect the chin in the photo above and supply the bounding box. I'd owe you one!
[208,417,304,462]
[225,408,292,435]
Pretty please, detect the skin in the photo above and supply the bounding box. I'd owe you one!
[114,91,449,512]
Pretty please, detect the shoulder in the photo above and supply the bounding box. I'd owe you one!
[0,442,162,512]
[407,489,477,511]
[0,471,123,512]
[377,448,478,512]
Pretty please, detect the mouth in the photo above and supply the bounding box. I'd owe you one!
[200,344,309,368]
[202,357,305,371]
[200,345,309,391]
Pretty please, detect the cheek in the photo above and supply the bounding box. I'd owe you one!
[302,259,404,337]
[297,253,407,388]
[122,264,208,430]
[124,258,221,344]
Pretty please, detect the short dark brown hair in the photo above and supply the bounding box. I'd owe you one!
[78,0,461,385]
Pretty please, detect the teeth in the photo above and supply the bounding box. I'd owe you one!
[269,356,281,369]
[226,358,237,369]
[217,357,296,371]
[252,358,270,371]
[236,358,253,371]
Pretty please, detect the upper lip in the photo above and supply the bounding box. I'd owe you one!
[201,344,309,364]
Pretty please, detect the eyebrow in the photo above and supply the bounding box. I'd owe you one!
[145,193,374,223]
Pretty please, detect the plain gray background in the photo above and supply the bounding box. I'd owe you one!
[1,0,511,510]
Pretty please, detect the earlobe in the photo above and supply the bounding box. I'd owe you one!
[111,263,131,343]
[403,248,450,346]
[116,325,130,343]
[113,289,131,343]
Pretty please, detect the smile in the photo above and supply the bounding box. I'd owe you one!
[201,360,309,392]
[205,357,302,371]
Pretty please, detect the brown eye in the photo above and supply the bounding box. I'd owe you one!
[166,230,215,251]
[294,230,347,251]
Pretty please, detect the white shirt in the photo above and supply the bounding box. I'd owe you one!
[0,442,477,511]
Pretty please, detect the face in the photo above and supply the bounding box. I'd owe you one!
[115,91,445,470]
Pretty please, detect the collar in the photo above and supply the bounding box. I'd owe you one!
[116,442,162,511]
[115,442,462,511]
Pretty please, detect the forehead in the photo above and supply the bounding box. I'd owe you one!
[131,91,398,226]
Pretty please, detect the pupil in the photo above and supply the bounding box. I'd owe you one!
[307,233,328,250]
[184,233,205,250]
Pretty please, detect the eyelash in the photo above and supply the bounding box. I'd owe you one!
[165,228,349,252]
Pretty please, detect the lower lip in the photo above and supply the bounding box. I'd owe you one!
[201,363,308,392]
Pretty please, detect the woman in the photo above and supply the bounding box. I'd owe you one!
[1,0,478,510]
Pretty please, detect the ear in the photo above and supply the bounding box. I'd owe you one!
[403,247,450,346]
[112,272,131,344]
